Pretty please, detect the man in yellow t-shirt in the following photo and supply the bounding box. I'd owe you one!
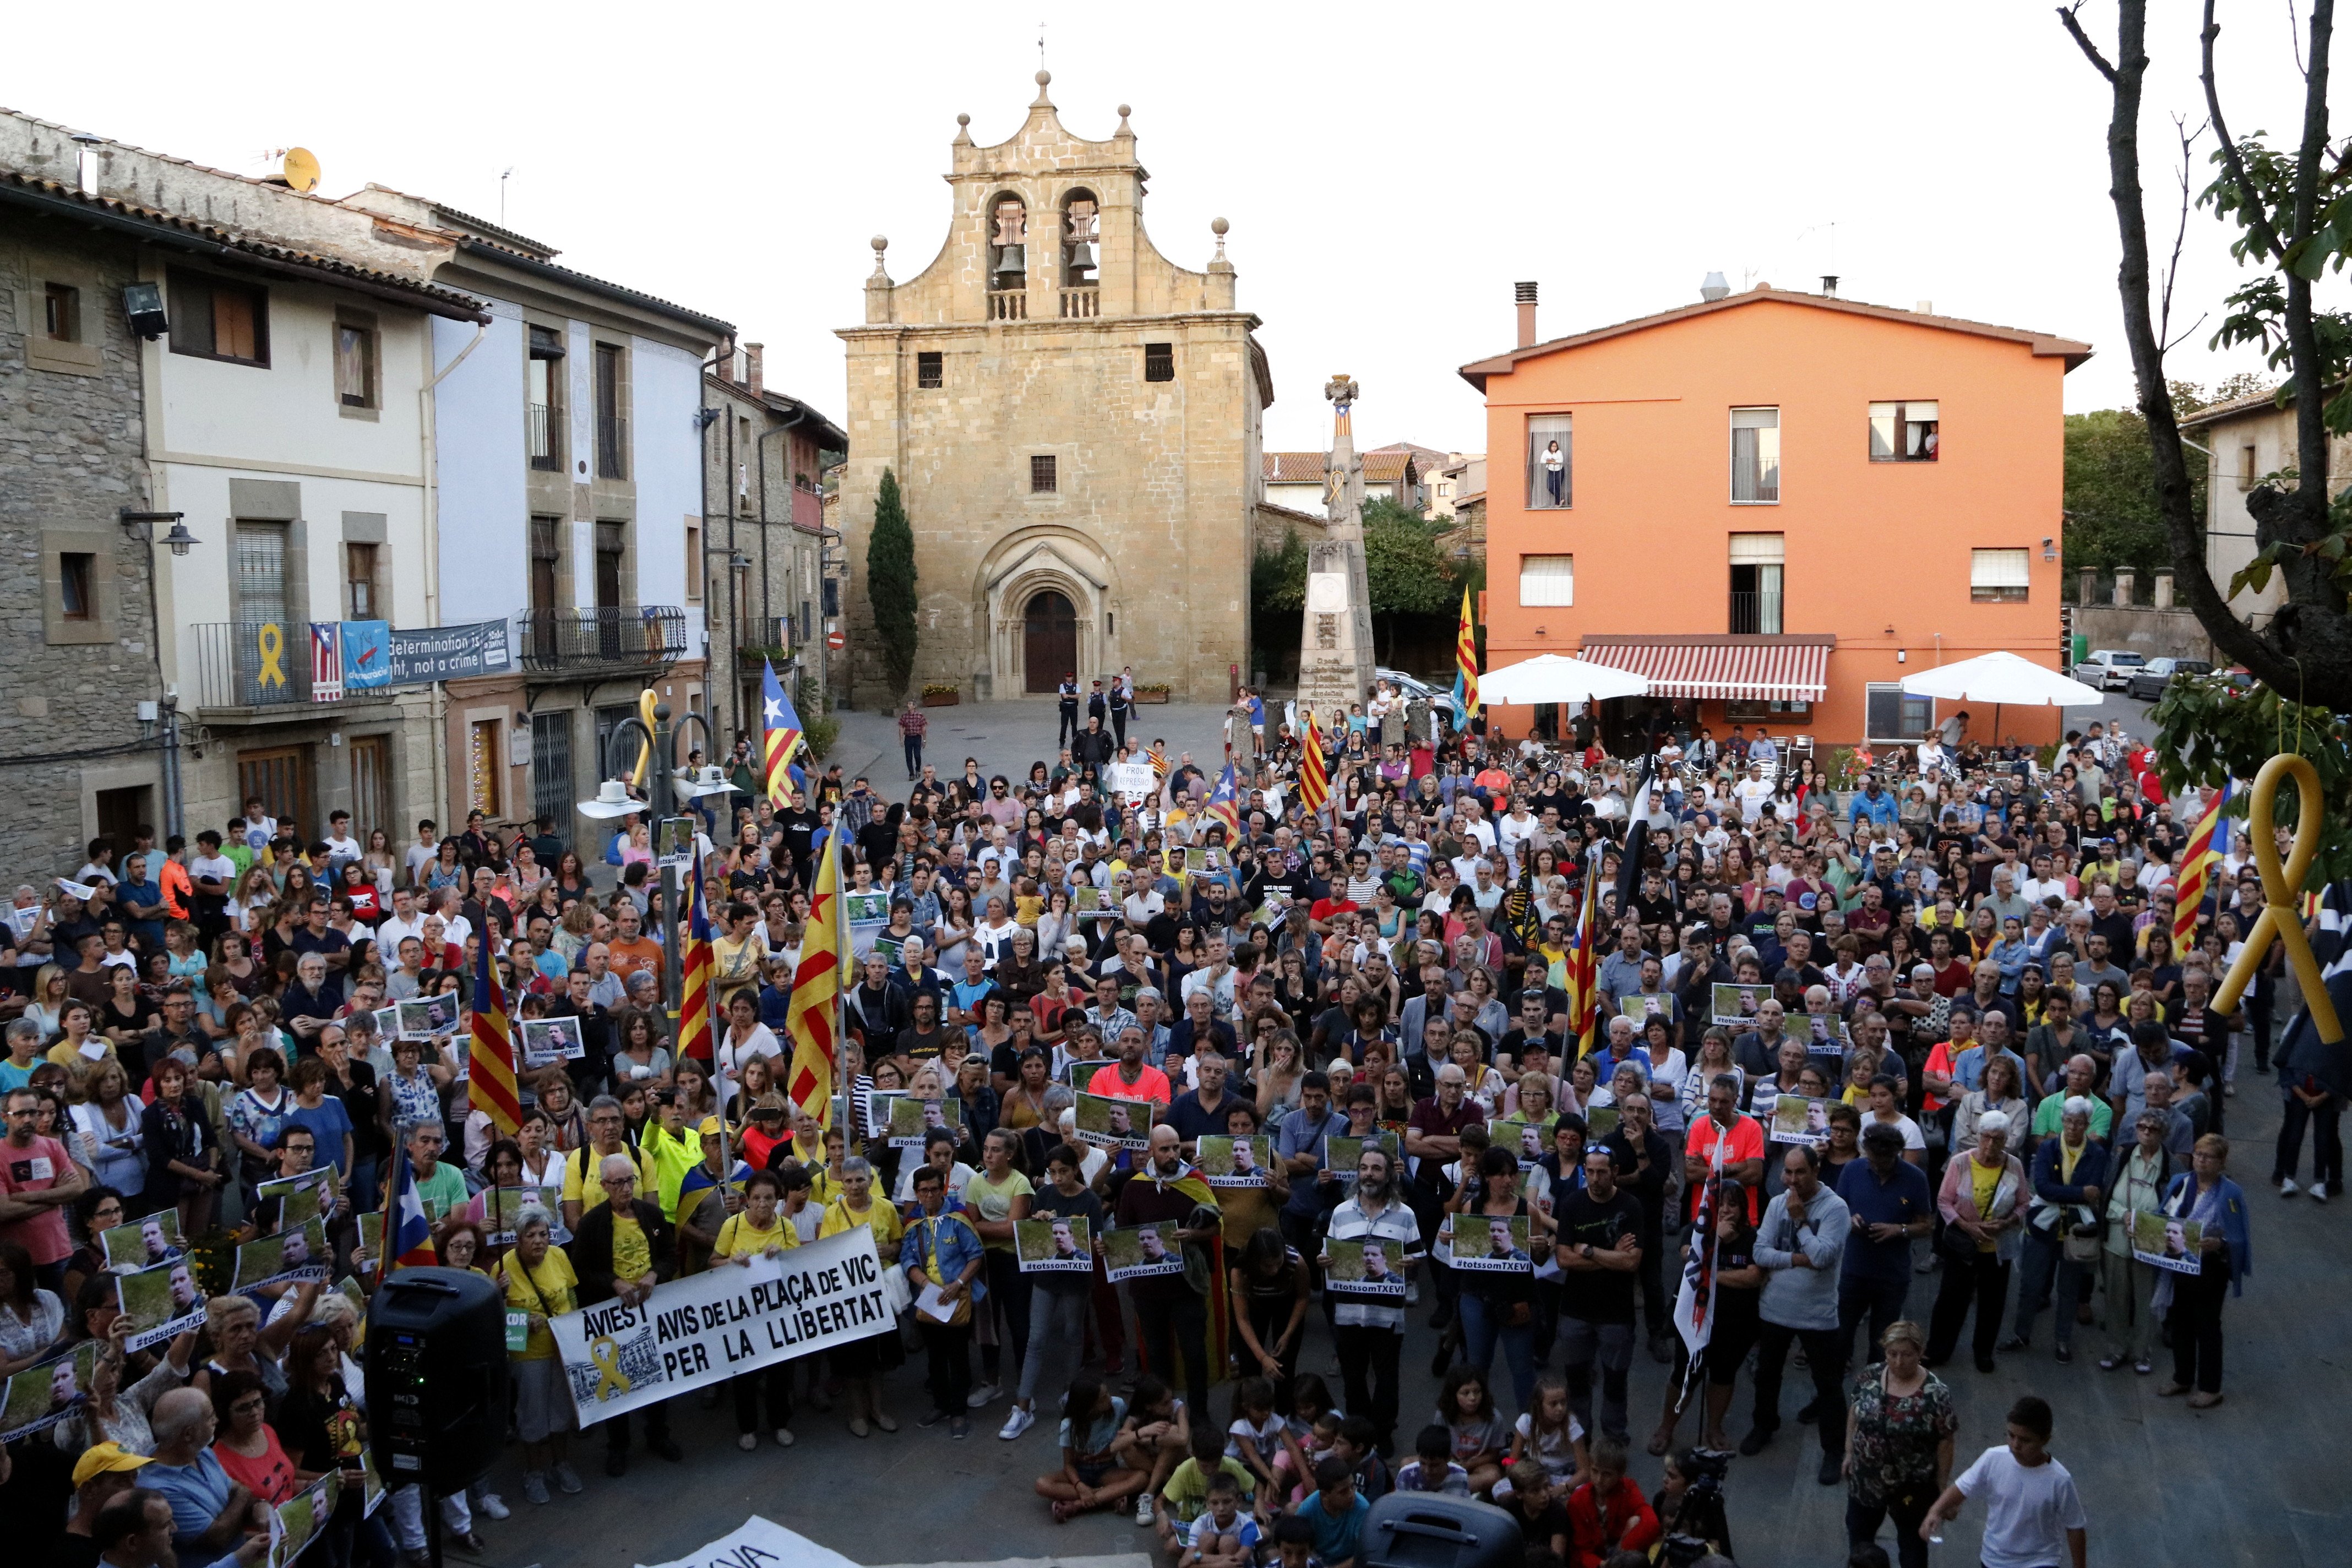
[573,1156,678,1473]
[559,1095,651,1231]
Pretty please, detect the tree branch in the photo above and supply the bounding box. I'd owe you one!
[2158,113,2204,351]
[2058,3,2117,81]
[2203,2,2290,262]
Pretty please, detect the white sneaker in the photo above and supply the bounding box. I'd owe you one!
[1136,1492,1156,1526]
[738,1433,758,1451]
[2281,1178,2300,1197]
[2313,1185,2329,1205]
[775,1427,796,1447]
[474,1492,509,1521]
[999,1405,1036,1441]
[966,1381,1001,1409]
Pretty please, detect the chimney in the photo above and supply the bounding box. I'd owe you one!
[1821,275,1839,298]
[745,342,764,396]
[1515,280,1538,349]
[1700,271,1729,302]
[1914,300,1934,315]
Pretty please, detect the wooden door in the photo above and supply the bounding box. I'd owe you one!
[349,736,391,845]
[238,746,311,843]
[1022,590,1076,694]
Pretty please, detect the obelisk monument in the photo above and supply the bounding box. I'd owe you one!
[1295,374,1378,722]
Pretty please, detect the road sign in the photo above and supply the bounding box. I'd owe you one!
[826,631,845,650]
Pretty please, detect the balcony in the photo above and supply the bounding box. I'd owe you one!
[595,412,628,480]
[1728,590,1784,636]
[518,606,685,674]
[527,402,560,471]
[1059,287,1099,319]
[192,622,394,717]
[988,289,1027,322]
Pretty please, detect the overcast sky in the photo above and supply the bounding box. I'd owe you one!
[20,2,2340,457]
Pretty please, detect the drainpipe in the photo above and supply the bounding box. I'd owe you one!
[422,318,489,834]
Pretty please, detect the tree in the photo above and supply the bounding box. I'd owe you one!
[866,467,918,701]
[2063,379,2264,579]
[1251,526,1307,613]
[2061,0,2352,706]
[1360,498,1458,663]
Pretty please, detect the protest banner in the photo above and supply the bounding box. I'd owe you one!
[1074,1091,1158,1151]
[1197,1135,1271,1188]
[0,1342,96,1441]
[118,1257,206,1350]
[1324,1237,1407,1302]
[1770,1096,1832,1147]
[100,1211,182,1271]
[550,1225,893,1427]
[1014,1215,1094,1273]
[233,1218,331,1293]
[2130,1210,2206,1275]
[1100,1221,1185,1283]
[634,1515,864,1568]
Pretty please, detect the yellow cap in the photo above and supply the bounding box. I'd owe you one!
[698,1116,723,1137]
[74,1441,153,1488]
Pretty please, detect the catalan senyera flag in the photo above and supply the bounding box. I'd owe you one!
[1453,584,1480,722]
[759,657,804,807]
[2173,780,2234,950]
[467,921,520,1137]
[679,868,715,1064]
[1298,710,1330,815]
[787,831,842,1128]
[1562,848,1604,1055]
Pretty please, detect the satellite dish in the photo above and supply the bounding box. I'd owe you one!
[280,147,320,193]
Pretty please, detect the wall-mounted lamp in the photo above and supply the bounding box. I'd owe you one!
[121,281,168,340]
[2042,537,2057,561]
[1897,649,1907,663]
[120,509,198,557]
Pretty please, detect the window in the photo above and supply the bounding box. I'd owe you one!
[917,351,943,389]
[1868,400,1939,461]
[1970,547,2031,602]
[684,522,703,602]
[335,321,377,410]
[1517,554,1575,607]
[345,542,381,620]
[1727,698,1814,722]
[593,342,626,480]
[166,269,268,364]
[1729,532,1784,634]
[43,283,80,342]
[1866,683,1934,742]
[2239,443,2258,490]
[58,553,94,620]
[1730,407,1779,503]
[1526,413,1572,509]
[1144,343,1174,383]
[595,521,626,609]
[528,327,564,470]
[1031,454,1058,493]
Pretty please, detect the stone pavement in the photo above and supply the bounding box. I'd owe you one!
[453,1077,2346,1568]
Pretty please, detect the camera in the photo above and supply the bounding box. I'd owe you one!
[1658,1446,1735,1566]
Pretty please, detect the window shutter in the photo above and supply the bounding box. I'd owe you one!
[1517,554,1574,607]
[1970,548,2030,589]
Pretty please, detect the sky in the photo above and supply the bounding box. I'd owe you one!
[13,2,2341,457]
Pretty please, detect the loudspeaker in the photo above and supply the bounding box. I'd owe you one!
[1360,1492,1525,1568]
[364,1267,510,1493]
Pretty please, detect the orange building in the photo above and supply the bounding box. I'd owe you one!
[1459,283,2089,750]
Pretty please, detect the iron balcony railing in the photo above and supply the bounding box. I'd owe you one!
[191,622,394,711]
[517,606,685,673]
[737,614,793,657]
[1728,590,1784,636]
[527,402,559,470]
[595,412,628,479]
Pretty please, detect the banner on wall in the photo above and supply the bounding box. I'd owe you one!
[387,619,513,685]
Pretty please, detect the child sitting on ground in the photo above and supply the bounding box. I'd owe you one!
[1392,1424,1471,1496]
[1156,1425,1259,1560]
[1179,1471,1261,1568]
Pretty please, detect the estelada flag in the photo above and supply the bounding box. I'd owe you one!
[679,869,715,1064]
[467,922,520,1137]
[759,657,805,807]
[787,831,843,1127]
[385,1141,439,1272]
[1562,850,1604,1055]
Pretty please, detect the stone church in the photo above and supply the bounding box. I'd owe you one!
[837,72,1274,705]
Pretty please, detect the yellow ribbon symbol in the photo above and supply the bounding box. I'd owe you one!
[628,688,657,788]
[586,1334,633,1402]
[255,624,287,692]
[2213,754,2344,1046]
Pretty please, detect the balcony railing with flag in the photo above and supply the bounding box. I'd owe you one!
[516,606,686,673]
[737,614,794,660]
[191,622,394,712]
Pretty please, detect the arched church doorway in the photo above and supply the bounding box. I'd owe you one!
[1022,590,1077,693]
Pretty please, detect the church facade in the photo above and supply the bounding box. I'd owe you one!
[836,72,1273,705]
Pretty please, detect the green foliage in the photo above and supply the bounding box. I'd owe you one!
[795,672,838,763]
[1361,498,1458,618]
[866,468,918,701]
[1252,527,1307,613]
[2150,674,2352,882]
[2062,378,2267,581]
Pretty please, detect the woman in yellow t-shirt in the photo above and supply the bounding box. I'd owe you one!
[817,1156,905,1436]
[962,1129,1035,1406]
[499,1206,582,1503]
[716,1169,798,1450]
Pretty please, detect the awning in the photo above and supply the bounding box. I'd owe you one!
[1576,635,1834,701]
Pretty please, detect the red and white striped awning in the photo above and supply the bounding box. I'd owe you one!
[1576,637,1833,701]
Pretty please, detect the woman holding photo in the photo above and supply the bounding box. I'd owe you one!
[2154,1134,2250,1408]
[69,1059,148,1202]
[1923,1112,2024,1374]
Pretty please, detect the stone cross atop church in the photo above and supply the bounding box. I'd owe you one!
[1295,374,1378,723]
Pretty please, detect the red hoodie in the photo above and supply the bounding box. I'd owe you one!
[1565,1476,1659,1568]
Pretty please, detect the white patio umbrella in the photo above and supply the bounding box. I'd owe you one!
[1899,650,2103,742]
[1478,654,1652,705]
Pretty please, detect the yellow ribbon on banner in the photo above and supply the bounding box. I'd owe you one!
[586,1334,633,1401]
[255,623,287,692]
[2212,754,2343,1045]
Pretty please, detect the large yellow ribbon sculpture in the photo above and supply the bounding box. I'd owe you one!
[2211,754,2344,1046]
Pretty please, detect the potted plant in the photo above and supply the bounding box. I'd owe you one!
[921,682,960,707]
[1133,682,1172,705]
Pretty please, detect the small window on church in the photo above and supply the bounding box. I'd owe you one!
[1144,343,1174,383]
[1031,455,1058,493]
[917,351,943,389]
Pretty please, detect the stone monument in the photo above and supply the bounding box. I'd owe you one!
[1296,374,1378,722]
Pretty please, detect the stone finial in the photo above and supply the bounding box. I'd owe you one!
[1210,216,1230,265]
[1032,68,1054,107]
[954,112,973,145]
[1116,104,1134,135]
[869,235,890,279]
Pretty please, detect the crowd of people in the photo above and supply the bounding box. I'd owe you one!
[0,692,2330,1568]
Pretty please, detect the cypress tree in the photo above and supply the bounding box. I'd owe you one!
[867,467,919,700]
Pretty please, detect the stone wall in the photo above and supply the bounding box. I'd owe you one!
[0,210,166,872]
[2071,605,2214,663]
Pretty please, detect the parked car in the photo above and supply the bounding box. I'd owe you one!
[1375,667,1468,728]
[2076,649,2148,690]
[2125,657,2212,701]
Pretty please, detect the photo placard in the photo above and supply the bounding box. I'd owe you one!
[519,1017,585,1068]
[885,1095,962,1150]
[100,1211,183,1271]
[1015,1215,1095,1274]
[1769,1096,1832,1147]
[118,1257,207,1349]
[1711,983,1772,1026]
[1197,1135,1272,1188]
[0,1342,97,1441]
[1072,1091,1159,1151]
[232,1217,331,1293]
[397,995,459,1041]
[2130,1210,2206,1275]
[1101,1221,1185,1282]
[1324,1236,1408,1300]
[1447,1213,1534,1274]
[1325,1131,1401,1174]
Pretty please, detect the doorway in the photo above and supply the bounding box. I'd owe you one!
[1022,589,1076,694]
[349,736,391,843]
[237,747,311,842]
[94,786,152,861]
